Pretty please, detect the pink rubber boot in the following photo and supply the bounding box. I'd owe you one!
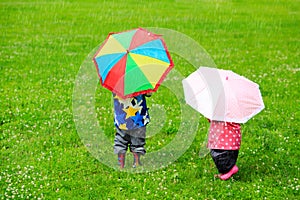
[118,153,126,169]
[132,152,142,168]
[218,165,239,180]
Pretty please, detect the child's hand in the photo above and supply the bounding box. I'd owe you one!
[145,92,153,97]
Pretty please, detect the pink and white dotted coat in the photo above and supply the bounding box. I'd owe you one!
[207,120,241,150]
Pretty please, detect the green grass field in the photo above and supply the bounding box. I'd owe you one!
[1,0,299,199]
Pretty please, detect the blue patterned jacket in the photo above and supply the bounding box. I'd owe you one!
[113,93,150,130]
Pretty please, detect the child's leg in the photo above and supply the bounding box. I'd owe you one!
[210,149,239,174]
[128,127,146,167]
[114,128,130,168]
[114,129,130,154]
[129,126,146,155]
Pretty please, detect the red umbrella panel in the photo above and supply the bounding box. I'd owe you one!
[93,28,174,98]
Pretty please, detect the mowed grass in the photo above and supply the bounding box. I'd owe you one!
[1,0,299,199]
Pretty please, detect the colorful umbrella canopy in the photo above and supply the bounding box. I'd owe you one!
[93,28,174,98]
[182,67,265,123]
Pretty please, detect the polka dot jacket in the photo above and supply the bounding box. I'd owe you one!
[207,120,241,150]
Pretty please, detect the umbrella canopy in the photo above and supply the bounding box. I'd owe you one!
[93,28,174,98]
[182,67,265,123]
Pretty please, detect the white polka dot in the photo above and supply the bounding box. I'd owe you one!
[236,138,239,141]
[225,135,228,137]
[229,139,232,141]
[226,143,228,145]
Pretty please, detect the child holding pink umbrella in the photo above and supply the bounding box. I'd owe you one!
[182,66,265,180]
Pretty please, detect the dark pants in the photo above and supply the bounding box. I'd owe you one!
[114,126,146,155]
[210,149,239,174]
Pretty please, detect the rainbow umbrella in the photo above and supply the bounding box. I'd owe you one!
[93,28,174,98]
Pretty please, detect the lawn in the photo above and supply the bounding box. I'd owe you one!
[1,0,299,199]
